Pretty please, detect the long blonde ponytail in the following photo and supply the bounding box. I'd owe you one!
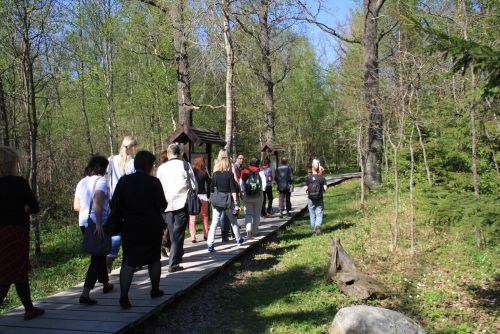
[119,135,138,174]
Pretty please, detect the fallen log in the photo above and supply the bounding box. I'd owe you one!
[328,239,388,299]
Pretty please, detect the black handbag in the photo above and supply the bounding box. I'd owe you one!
[183,161,201,215]
[210,174,231,209]
[82,218,112,256]
[81,177,112,256]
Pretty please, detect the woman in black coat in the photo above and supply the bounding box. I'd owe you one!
[111,151,168,309]
[0,146,44,320]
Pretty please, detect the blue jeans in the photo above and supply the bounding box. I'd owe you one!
[108,235,122,259]
[208,206,241,246]
[307,199,324,233]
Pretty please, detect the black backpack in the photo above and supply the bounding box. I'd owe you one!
[245,170,261,196]
[307,175,323,201]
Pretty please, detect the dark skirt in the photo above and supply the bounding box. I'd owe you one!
[121,221,163,267]
[0,225,30,284]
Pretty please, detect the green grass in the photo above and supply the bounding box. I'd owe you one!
[152,179,498,334]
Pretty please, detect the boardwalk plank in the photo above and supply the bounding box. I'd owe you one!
[0,327,110,334]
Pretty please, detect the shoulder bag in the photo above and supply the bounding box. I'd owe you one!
[183,161,201,215]
[210,173,231,209]
[82,177,112,256]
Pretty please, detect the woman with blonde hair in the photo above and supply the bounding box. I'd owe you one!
[0,147,45,320]
[106,135,138,272]
[206,153,243,252]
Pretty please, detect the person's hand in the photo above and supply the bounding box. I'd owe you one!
[95,222,105,238]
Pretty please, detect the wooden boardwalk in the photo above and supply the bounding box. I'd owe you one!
[0,173,359,334]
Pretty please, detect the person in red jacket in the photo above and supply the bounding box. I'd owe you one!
[240,158,267,237]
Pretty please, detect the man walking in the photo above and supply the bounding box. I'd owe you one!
[156,143,197,273]
[306,159,327,235]
[275,157,293,218]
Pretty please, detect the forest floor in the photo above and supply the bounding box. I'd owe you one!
[128,179,499,334]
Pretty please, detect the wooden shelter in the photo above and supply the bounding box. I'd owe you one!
[261,140,285,175]
[167,124,226,172]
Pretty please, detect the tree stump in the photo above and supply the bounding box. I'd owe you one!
[328,239,388,299]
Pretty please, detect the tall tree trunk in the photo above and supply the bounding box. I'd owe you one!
[357,122,365,209]
[258,0,275,143]
[415,123,431,185]
[392,146,399,252]
[77,0,93,155]
[222,0,235,154]
[470,98,479,197]
[363,0,385,189]
[0,73,9,146]
[409,125,416,255]
[461,0,480,198]
[170,0,193,126]
[104,0,115,155]
[20,1,41,256]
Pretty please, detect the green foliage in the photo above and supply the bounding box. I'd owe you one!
[417,184,499,239]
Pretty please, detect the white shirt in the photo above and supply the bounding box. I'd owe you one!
[108,155,135,197]
[156,159,197,212]
[75,175,109,227]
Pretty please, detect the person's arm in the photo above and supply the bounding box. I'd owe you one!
[322,178,328,191]
[260,171,267,189]
[153,179,168,213]
[93,190,105,238]
[187,163,198,192]
[74,196,81,212]
[209,172,216,193]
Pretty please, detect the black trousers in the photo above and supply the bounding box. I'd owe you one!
[262,186,273,215]
[279,191,292,212]
[80,226,109,289]
[165,207,188,267]
[0,280,33,311]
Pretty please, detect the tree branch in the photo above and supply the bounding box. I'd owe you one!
[378,21,398,42]
[294,1,360,44]
[138,0,168,13]
[376,0,387,12]
[191,104,225,110]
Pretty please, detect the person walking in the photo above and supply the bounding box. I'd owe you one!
[74,156,114,305]
[306,159,327,235]
[0,146,45,320]
[218,150,238,240]
[240,158,266,238]
[260,157,273,218]
[106,135,138,273]
[159,151,170,258]
[110,151,167,309]
[275,157,294,218]
[156,143,197,273]
[207,154,243,252]
[188,157,211,242]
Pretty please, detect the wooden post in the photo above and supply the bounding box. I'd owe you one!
[206,143,212,173]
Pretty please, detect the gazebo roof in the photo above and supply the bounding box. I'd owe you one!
[167,124,226,146]
[260,140,285,152]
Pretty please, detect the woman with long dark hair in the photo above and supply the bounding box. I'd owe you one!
[74,155,114,305]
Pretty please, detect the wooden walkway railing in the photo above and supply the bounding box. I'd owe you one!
[0,173,359,334]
